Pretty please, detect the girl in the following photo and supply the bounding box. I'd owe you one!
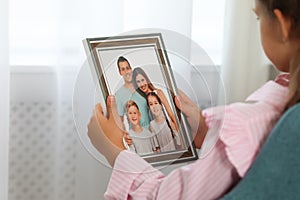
[132,67,178,130]
[87,0,300,199]
[125,100,157,155]
[147,92,181,152]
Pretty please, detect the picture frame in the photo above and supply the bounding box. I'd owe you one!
[83,33,198,166]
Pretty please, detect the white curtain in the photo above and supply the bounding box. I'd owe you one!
[221,0,270,103]
[123,0,193,80]
[0,0,9,199]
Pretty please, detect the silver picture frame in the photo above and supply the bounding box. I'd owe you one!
[83,33,198,166]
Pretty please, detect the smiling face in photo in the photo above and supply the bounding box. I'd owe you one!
[127,105,141,126]
[136,74,149,93]
[148,95,163,117]
[118,61,133,83]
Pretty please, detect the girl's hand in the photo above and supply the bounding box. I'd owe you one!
[87,96,126,166]
[174,90,208,149]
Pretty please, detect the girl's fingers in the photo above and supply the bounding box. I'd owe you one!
[176,91,202,122]
[106,95,118,119]
[94,103,106,124]
[107,95,125,131]
[175,90,192,114]
[177,90,194,105]
[95,103,104,115]
[174,95,182,110]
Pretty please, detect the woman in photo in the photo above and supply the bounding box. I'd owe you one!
[132,67,178,130]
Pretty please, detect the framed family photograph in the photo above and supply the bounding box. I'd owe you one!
[83,33,198,166]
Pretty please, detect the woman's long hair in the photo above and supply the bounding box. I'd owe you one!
[132,67,156,98]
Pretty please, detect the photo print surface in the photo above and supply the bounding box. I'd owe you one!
[83,33,198,166]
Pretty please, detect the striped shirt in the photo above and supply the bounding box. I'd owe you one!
[105,80,289,200]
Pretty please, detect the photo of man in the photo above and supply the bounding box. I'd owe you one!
[114,56,150,129]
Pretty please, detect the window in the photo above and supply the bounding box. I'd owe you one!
[9,0,226,67]
[191,0,226,65]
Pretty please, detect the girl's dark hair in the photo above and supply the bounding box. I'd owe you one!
[132,67,156,98]
[146,92,177,142]
[258,0,300,37]
[147,92,162,106]
[287,51,300,108]
[259,0,300,108]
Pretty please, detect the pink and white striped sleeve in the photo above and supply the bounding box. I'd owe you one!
[202,80,288,177]
[105,144,239,200]
[219,102,283,177]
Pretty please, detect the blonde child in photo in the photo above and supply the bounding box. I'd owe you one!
[147,92,181,152]
[125,100,156,155]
